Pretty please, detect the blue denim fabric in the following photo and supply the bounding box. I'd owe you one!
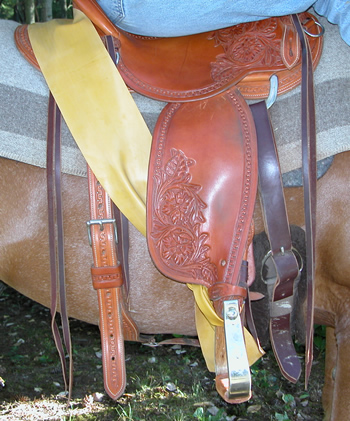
[314,0,350,45]
[97,0,350,45]
[97,0,124,24]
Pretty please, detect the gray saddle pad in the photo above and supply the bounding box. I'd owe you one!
[0,15,349,180]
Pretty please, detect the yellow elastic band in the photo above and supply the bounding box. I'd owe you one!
[28,9,150,235]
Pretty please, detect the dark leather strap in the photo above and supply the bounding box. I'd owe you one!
[292,13,316,387]
[250,13,317,385]
[103,34,141,344]
[250,100,301,383]
[47,93,73,400]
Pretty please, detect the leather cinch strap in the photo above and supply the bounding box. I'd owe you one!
[87,167,126,399]
[87,165,142,399]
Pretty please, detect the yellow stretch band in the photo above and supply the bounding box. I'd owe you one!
[28,9,150,235]
[188,284,264,372]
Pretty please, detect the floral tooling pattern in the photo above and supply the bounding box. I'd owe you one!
[210,17,285,82]
[150,148,218,285]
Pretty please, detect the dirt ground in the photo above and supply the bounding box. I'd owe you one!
[0,282,325,420]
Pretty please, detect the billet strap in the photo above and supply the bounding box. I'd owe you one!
[27,9,151,236]
[46,93,73,400]
[87,167,127,400]
[250,100,301,383]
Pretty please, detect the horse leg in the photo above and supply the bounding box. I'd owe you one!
[313,151,350,420]
[322,327,336,420]
[329,317,350,420]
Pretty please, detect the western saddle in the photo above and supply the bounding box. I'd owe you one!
[14,0,324,404]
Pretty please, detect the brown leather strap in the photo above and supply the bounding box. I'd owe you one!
[250,100,301,383]
[112,204,140,343]
[291,14,316,387]
[87,166,127,400]
[103,35,141,344]
[250,13,317,386]
[47,93,73,400]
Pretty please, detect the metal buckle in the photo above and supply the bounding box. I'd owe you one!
[223,300,251,400]
[260,247,304,284]
[86,219,118,246]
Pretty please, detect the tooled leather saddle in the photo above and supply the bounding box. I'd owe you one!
[15,0,323,404]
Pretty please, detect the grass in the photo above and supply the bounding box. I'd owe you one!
[0,284,325,420]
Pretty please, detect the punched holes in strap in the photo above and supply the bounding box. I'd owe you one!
[91,265,123,290]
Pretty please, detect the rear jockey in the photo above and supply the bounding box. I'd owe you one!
[97,0,350,45]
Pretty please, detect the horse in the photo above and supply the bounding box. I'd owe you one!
[0,13,349,420]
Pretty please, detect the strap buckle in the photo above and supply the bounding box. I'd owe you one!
[86,219,118,246]
[223,300,251,400]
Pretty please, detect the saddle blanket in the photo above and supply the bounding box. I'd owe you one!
[0,17,349,180]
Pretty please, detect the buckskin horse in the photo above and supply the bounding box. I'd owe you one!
[0,4,349,420]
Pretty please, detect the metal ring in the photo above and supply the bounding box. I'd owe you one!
[260,250,273,284]
[266,74,279,110]
[292,246,304,273]
[115,51,120,65]
[304,20,325,38]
